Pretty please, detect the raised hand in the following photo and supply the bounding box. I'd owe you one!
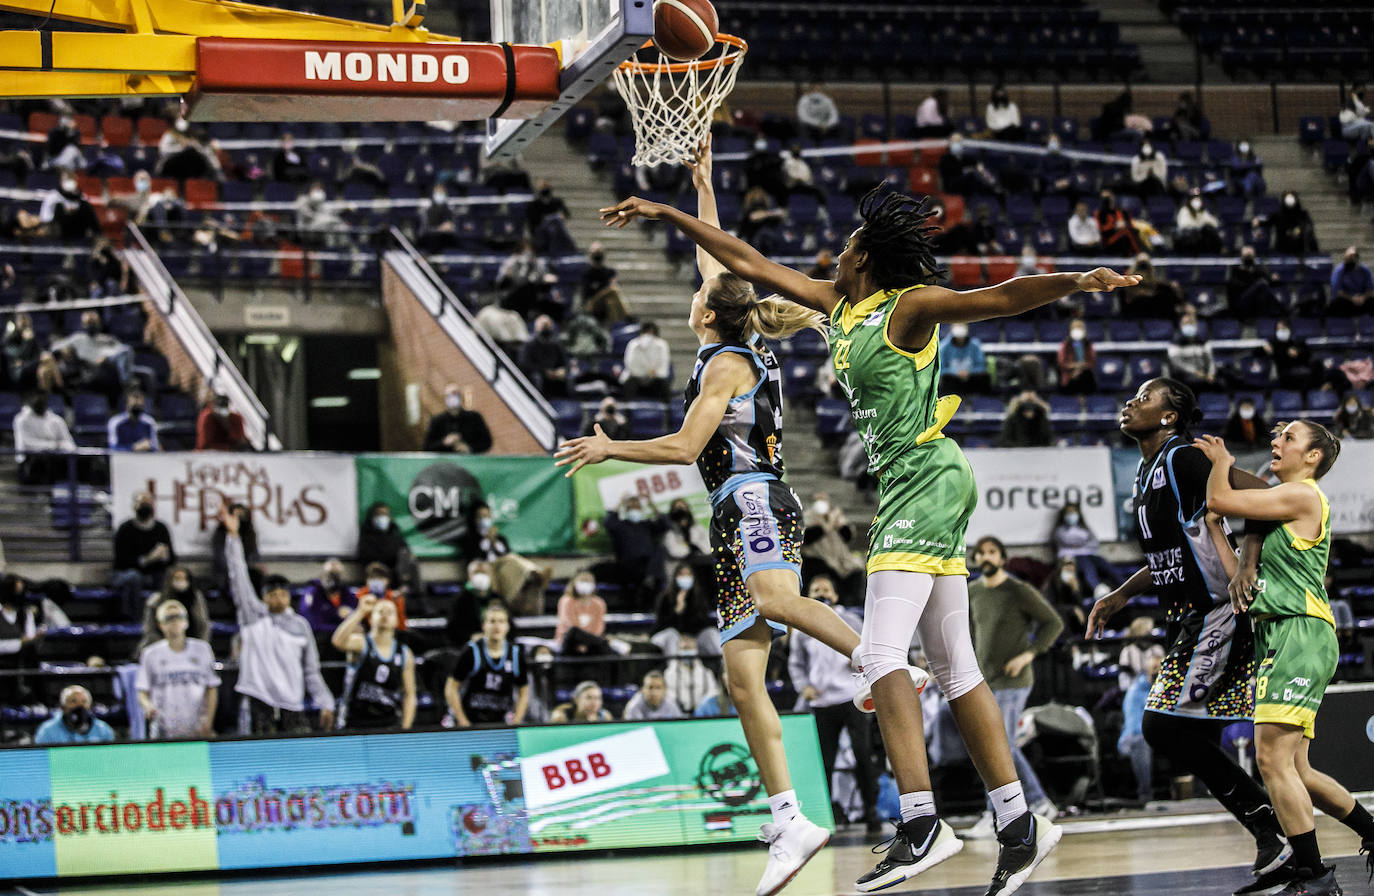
[1192,434,1234,467]
[686,137,713,190]
[1075,267,1142,293]
[599,197,668,228]
[554,424,613,477]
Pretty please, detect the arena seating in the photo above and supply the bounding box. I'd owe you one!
[1162,2,1373,80]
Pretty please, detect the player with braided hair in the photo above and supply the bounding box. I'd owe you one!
[602,182,1137,896]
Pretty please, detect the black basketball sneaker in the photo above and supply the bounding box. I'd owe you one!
[983,812,1063,896]
[854,816,963,893]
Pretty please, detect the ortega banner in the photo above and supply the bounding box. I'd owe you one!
[963,445,1118,546]
[354,454,575,557]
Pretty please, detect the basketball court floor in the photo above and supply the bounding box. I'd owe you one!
[5,810,1368,896]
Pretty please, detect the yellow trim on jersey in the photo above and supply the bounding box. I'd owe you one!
[1283,479,1329,551]
[1255,704,1317,739]
[1305,589,1336,627]
[914,394,962,447]
[867,551,969,577]
[836,289,893,334]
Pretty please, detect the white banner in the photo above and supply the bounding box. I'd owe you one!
[1319,439,1374,535]
[111,452,359,557]
[520,727,670,811]
[963,446,1118,546]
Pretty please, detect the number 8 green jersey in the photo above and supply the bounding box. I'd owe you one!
[1252,479,1335,627]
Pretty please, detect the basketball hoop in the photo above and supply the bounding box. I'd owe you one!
[612,34,747,168]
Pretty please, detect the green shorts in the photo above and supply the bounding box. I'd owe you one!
[1253,615,1338,739]
[867,436,977,577]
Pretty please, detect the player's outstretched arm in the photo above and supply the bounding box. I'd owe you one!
[687,139,727,283]
[600,197,841,314]
[897,268,1140,333]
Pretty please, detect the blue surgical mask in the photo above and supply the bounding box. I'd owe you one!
[1180,323,1198,339]
[675,576,695,591]
[1064,512,1081,526]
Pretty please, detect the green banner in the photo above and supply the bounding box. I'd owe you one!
[355,454,574,558]
[570,460,710,551]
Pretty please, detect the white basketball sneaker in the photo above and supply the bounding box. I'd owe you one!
[756,816,830,896]
[854,665,930,713]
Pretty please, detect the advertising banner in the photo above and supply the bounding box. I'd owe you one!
[569,459,710,551]
[963,446,1118,546]
[110,452,359,558]
[1316,439,1374,535]
[354,454,574,558]
[0,717,828,880]
[1308,683,1374,792]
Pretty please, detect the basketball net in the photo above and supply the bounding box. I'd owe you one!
[612,34,747,168]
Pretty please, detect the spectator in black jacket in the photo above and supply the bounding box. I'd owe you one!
[584,397,631,439]
[518,315,570,397]
[1256,319,1320,391]
[446,559,495,646]
[604,494,669,609]
[1221,396,1270,450]
[998,391,1053,447]
[211,502,261,596]
[525,179,570,235]
[423,384,492,454]
[357,502,415,590]
[1269,192,1318,256]
[270,133,311,184]
[1226,246,1283,318]
[112,491,176,621]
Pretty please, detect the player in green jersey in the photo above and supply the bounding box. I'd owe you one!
[602,185,1136,896]
[1197,421,1374,896]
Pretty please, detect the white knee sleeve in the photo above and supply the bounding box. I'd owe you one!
[859,570,933,686]
[918,575,984,701]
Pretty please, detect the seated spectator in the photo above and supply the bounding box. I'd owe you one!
[662,500,710,565]
[579,242,628,325]
[113,491,175,620]
[0,575,39,705]
[270,132,311,184]
[196,392,251,451]
[1266,192,1318,257]
[796,83,840,141]
[939,323,991,394]
[780,143,823,201]
[693,669,736,718]
[34,352,69,405]
[1338,82,1374,143]
[605,494,669,605]
[108,169,157,226]
[1165,308,1221,391]
[1015,246,1044,278]
[221,507,335,734]
[51,310,132,392]
[352,562,408,631]
[474,298,530,358]
[585,396,631,439]
[998,391,1052,447]
[1226,246,1283,318]
[1056,318,1097,395]
[4,313,40,384]
[332,594,416,730]
[1227,140,1265,198]
[299,558,357,633]
[461,503,509,564]
[1171,90,1204,142]
[89,237,130,297]
[555,571,609,653]
[623,669,685,720]
[336,140,387,191]
[1348,135,1374,206]
[357,501,418,590]
[157,117,221,181]
[984,85,1022,140]
[13,391,76,484]
[44,113,82,170]
[621,320,672,400]
[446,560,495,647]
[550,680,613,723]
[652,563,717,655]
[1222,396,1270,450]
[739,186,787,248]
[525,179,569,236]
[35,685,115,745]
[1334,392,1374,440]
[107,387,158,452]
[1118,252,1184,319]
[1095,191,1139,256]
[1051,502,1118,594]
[1131,211,1168,254]
[211,501,261,595]
[1117,616,1165,692]
[137,599,219,740]
[137,566,210,658]
[423,384,492,454]
[1067,201,1101,251]
[1118,653,1161,805]
[1329,246,1373,316]
[294,180,346,247]
[518,315,570,397]
[1042,556,1090,635]
[1173,194,1222,255]
[417,183,458,251]
[800,493,865,606]
[444,600,529,726]
[1093,89,1132,141]
[806,248,836,281]
[1126,142,1167,197]
[1256,318,1321,391]
[497,239,558,320]
[915,89,951,137]
[563,310,612,364]
[39,173,99,241]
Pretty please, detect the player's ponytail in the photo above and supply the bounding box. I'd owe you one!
[706,273,826,343]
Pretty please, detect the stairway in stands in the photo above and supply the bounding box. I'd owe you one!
[1253,135,1374,257]
[1091,0,1225,83]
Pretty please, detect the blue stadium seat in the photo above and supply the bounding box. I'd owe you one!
[815,399,851,441]
[1270,390,1303,416]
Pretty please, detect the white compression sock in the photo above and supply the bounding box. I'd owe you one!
[768,790,801,826]
[899,791,936,823]
[988,781,1028,831]
[851,643,864,673]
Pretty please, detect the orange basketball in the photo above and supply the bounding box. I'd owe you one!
[652,0,718,61]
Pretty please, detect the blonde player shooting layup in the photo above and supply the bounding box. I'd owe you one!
[601,181,1136,895]
[558,142,925,896]
[1197,422,1374,896]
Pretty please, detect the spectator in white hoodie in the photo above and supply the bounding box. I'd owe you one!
[221,506,335,734]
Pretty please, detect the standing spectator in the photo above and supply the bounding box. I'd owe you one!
[1227,246,1283,318]
[331,594,416,730]
[623,669,685,720]
[518,315,570,397]
[965,536,1062,838]
[1222,396,1270,449]
[0,575,38,707]
[1174,194,1222,255]
[579,242,628,325]
[221,507,335,734]
[938,323,991,394]
[136,566,211,658]
[1334,392,1374,440]
[196,392,251,451]
[445,601,529,726]
[620,320,672,399]
[796,83,840,141]
[1067,201,1101,251]
[984,85,1022,141]
[107,388,158,452]
[585,396,631,439]
[550,680,614,722]
[13,392,76,484]
[1338,82,1374,143]
[270,133,311,184]
[915,89,950,137]
[39,173,100,241]
[652,563,716,654]
[299,558,356,633]
[497,239,558,320]
[1269,192,1319,256]
[525,179,570,235]
[35,685,115,745]
[1095,191,1139,255]
[1165,309,1219,391]
[662,499,711,564]
[800,493,865,606]
[1118,654,1162,805]
[352,562,408,630]
[1127,142,1167,197]
[604,494,669,604]
[423,384,492,454]
[136,599,219,740]
[788,575,881,833]
[446,560,495,647]
[1041,557,1090,636]
[1257,318,1321,391]
[1056,318,1097,395]
[113,491,176,621]
[1050,502,1118,594]
[1329,246,1373,316]
[211,501,261,596]
[998,391,1053,447]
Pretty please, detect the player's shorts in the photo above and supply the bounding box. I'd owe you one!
[709,477,802,643]
[1146,602,1256,721]
[1253,615,1337,739]
[867,437,977,577]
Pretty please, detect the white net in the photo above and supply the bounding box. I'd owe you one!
[611,35,747,168]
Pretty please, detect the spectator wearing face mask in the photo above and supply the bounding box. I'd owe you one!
[113,491,176,620]
[1334,393,1374,440]
[13,391,77,485]
[1165,308,1220,391]
[1174,193,1222,255]
[1041,556,1090,635]
[50,309,133,392]
[1227,140,1265,198]
[35,685,115,745]
[1330,246,1373,316]
[1050,502,1119,594]
[137,565,211,657]
[938,322,991,394]
[357,503,410,578]
[1067,201,1101,251]
[294,179,347,247]
[1269,192,1318,256]
[652,563,717,655]
[1127,142,1167,197]
[423,384,492,454]
[661,498,711,563]
[796,83,840,141]
[1226,246,1283,318]
[620,321,672,400]
[1056,318,1097,395]
[1256,318,1321,391]
[1095,191,1139,256]
[0,574,38,707]
[137,598,219,740]
[623,669,685,720]
[300,558,357,633]
[446,559,495,646]
[39,171,100,241]
[418,182,458,252]
[519,315,570,397]
[107,387,159,452]
[586,397,631,440]
[555,571,611,660]
[799,492,865,606]
[983,84,1022,141]
[998,391,1053,447]
[579,242,628,325]
[461,503,509,564]
[525,179,570,235]
[604,494,669,607]
[1222,397,1270,449]
[352,561,407,631]
[196,392,250,451]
